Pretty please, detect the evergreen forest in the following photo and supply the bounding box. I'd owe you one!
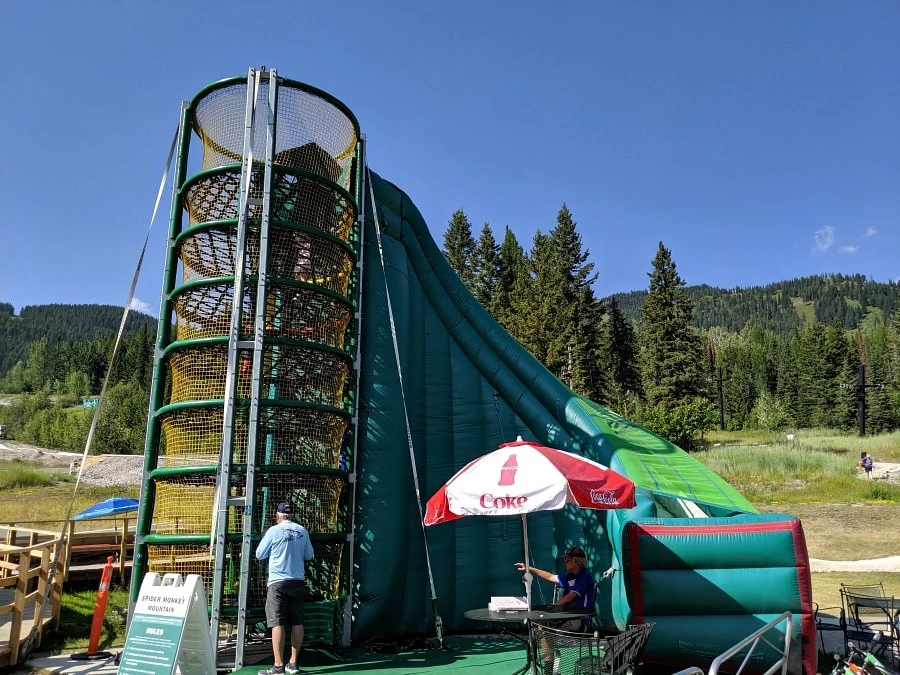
[0,303,156,454]
[1,209,899,455]
[440,207,900,446]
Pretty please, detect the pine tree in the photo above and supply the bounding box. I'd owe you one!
[549,205,604,399]
[717,332,755,429]
[820,324,855,428]
[511,230,562,364]
[864,323,897,432]
[471,223,500,309]
[442,209,477,291]
[601,297,641,409]
[638,242,706,408]
[492,227,528,331]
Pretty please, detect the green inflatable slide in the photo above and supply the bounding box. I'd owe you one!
[359,172,814,674]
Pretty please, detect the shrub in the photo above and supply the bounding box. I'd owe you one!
[638,397,718,449]
[749,391,791,431]
[0,463,57,489]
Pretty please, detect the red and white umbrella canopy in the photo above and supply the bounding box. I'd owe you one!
[424,438,636,526]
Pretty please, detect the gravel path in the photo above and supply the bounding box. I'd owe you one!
[78,454,145,487]
[0,440,144,486]
[862,460,900,482]
[810,555,900,573]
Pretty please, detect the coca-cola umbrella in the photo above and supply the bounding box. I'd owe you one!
[424,437,636,609]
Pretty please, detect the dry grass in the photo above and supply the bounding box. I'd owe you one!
[0,482,139,531]
[758,503,900,560]
[759,503,900,611]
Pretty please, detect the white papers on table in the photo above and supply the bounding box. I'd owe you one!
[488,596,528,611]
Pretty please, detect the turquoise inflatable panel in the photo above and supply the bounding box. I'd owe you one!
[614,515,814,674]
[640,567,801,614]
[352,174,594,638]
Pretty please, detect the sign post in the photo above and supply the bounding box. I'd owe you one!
[118,573,215,675]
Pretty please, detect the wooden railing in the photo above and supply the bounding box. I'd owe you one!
[0,519,135,666]
[63,517,135,583]
[1,518,135,583]
[0,534,65,667]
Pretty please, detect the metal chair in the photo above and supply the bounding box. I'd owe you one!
[813,602,845,654]
[590,623,656,675]
[533,622,655,675]
[532,623,597,675]
[840,583,886,598]
[839,586,897,660]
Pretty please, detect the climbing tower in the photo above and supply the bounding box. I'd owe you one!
[132,68,363,669]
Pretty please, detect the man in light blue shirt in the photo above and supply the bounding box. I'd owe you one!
[255,501,314,675]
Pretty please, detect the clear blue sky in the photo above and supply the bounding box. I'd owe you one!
[2,1,897,316]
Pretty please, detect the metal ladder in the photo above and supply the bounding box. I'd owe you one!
[208,66,278,670]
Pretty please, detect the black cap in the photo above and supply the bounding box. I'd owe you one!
[276,501,294,515]
[561,545,586,559]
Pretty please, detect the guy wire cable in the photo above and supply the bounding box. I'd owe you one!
[367,167,444,647]
[492,391,507,442]
[22,126,179,655]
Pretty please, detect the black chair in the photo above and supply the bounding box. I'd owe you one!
[532,622,655,675]
[840,583,886,599]
[533,623,596,675]
[839,586,897,661]
[813,602,845,654]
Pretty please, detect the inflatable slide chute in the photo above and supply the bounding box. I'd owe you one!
[357,173,814,673]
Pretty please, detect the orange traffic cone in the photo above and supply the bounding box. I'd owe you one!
[71,556,115,661]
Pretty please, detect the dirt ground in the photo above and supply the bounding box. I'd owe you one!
[759,500,900,570]
[0,439,81,467]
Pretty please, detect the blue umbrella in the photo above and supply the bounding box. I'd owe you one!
[73,497,140,521]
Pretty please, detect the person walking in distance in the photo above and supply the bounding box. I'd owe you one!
[256,501,315,675]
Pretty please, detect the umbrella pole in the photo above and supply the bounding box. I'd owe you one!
[522,513,532,611]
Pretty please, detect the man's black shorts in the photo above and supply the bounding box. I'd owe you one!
[265,579,306,628]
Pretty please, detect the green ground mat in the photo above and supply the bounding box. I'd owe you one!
[234,636,526,675]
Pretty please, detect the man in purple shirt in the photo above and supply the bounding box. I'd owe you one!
[517,545,595,675]
[255,501,315,675]
[516,545,595,631]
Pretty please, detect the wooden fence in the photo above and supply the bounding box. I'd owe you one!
[0,519,135,667]
[0,529,65,667]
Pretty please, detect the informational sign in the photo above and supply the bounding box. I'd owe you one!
[118,573,215,675]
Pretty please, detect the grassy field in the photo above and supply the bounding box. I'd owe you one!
[38,588,130,654]
[0,459,64,489]
[697,429,900,503]
[700,430,900,623]
[0,477,139,528]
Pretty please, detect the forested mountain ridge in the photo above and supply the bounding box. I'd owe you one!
[0,302,156,374]
[609,274,900,334]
